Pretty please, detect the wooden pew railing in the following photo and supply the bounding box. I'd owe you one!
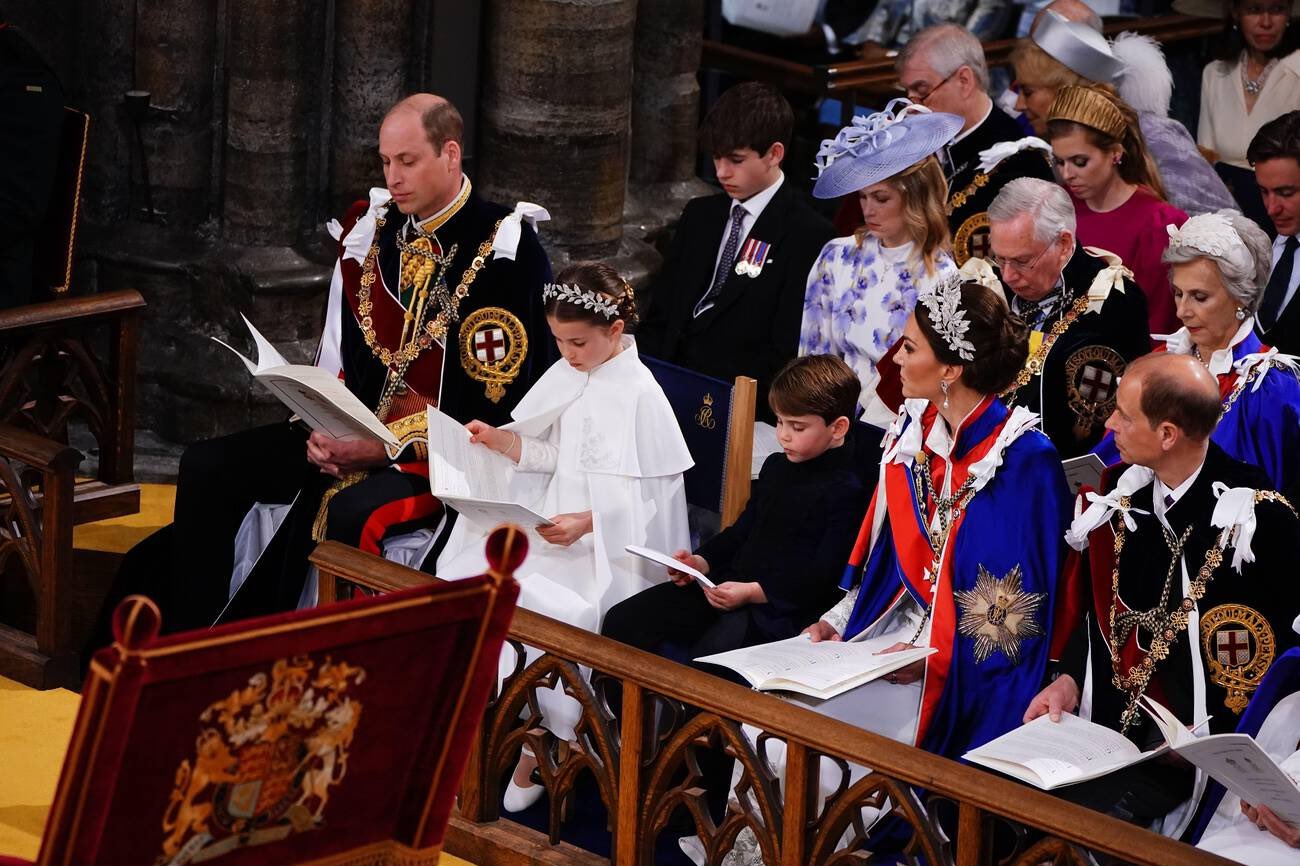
[703,14,1224,113]
[312,541,1235,866]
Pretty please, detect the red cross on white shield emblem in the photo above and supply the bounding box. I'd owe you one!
[474,327,507,363]
[1216,628,1252,666]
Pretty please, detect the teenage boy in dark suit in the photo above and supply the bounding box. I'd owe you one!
[637,81,835,421]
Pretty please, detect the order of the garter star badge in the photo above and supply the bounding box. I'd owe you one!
[955,565,1046,664]
[158,655,365,866]
[460,306,528,403]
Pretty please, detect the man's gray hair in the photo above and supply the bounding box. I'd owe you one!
[897,23,991,92]
[1162,209,1272,313]
[988,178,1077,242]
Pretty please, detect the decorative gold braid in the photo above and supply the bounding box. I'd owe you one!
[57,112,90,294]
[1256,488,1298,518]
[386,411,429,462]
[1106,495,1226,733]
[947,170,991,214]
[1001,293,1091,400]
[311,471,368,542]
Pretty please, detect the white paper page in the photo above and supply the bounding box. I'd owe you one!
[965,713,1147,789]
[695,633,934,692]
[1177,735,1300,825]
[425,407,511,501]
[211,336,259,374]
[436,494,554,531]
[240,313,291,372]
[258,369,397,446]
[624,545,717,588]
[1062,453,1105,494]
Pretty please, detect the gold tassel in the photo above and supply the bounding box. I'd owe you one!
[311,471,367,542]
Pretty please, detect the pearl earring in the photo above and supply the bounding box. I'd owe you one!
[1236,306,1247,320]
[941,379,950,410]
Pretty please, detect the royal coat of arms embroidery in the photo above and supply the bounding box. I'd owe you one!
[158,655,366,865]
[954,564,1046,665]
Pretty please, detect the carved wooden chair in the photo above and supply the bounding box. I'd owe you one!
[640,355,756,527]
[0,106,146,687]
[0,527,521,866]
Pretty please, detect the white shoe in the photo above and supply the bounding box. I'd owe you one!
[502,775,544,812]
[678,834,706,866]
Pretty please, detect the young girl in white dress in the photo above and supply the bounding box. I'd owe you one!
[436,261,693,810]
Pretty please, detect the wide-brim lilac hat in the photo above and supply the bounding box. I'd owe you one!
[812,99,964,200]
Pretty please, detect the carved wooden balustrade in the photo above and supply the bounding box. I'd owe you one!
[311,541,1236,866]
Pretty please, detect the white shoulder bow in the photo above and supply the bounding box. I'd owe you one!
[1065,464,1153,550]
[491,202,551,261]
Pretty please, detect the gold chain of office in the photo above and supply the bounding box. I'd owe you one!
[356,212,503,367]
[999,294,1091,400]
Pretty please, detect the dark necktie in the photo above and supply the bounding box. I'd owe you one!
[1259,236,1299,331]
[695,203,745,318]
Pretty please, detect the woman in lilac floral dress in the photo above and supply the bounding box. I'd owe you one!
[800,101,962,425]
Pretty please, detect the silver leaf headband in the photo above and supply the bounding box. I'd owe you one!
[542,282,620,319]
[916,272,976,361]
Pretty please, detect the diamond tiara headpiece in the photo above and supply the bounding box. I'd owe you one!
[916,272,976,361]
[542,282,620,319]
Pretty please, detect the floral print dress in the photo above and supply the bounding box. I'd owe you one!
[799,235,957,416]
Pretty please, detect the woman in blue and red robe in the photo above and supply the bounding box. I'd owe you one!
[1092,210,1300,498]
[804,275,1073,762]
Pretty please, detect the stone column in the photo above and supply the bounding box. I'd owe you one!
[222,0,323,247]
[630,0,704,185]
[328,0,413,216]
[478,0,638,256]
[75,0,135,225]
[134,0,217,226]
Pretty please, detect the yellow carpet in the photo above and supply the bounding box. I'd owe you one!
[71,478,176,553]
[0,675,79,861]
[72,482,176,554]
[0,674,475,864]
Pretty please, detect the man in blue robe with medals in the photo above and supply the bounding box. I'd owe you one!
[1027,353,1300,832]
[106,94,552,633]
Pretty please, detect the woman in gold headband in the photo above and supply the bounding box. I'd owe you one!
[1045,83,1188,333]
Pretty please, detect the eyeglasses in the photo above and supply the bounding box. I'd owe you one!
[902,68,960,104]
[990,231,1063,274]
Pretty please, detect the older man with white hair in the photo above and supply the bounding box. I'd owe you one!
[980,177,1150,456]
[896,23,1055,264]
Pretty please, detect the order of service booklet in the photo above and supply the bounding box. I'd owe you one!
[424,407,554,531]
[966,695,1300,818]
[624,545,717,589]
[213,314,398,448]
[693,633,936,700]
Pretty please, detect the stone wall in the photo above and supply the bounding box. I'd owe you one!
[11,0,707,446]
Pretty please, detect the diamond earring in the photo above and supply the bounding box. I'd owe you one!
[941,379,950,410]
[1236,306,1247,321]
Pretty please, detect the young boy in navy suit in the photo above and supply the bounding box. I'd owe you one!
[636,82,835,422]
[601,356,868,669]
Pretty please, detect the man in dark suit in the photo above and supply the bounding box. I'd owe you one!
[896,23,1055,264]
[1249,111,1300,356]
[0,16,64,308]
[637,82,835,421]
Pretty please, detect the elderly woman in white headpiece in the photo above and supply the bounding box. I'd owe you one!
[1012,7,1236,216]
[1095,209,1300,494]
[799,99,961,426]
